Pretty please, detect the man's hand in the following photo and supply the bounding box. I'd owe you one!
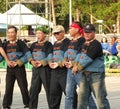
[65,61,73,68]
[49,62,58,69]
[31,60,37,68]
[72,66,78,75]
[7,61,17,68]
[36,60,42,68]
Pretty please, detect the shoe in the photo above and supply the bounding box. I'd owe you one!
[24,105,29,109]
[3,107,10,109]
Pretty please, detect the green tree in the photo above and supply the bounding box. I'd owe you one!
[0,0,6,13]
[58,0,120,33]
[1,0,120,33]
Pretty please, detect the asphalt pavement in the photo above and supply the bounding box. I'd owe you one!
[0,70,120,109]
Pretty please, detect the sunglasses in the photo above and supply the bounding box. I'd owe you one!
[54,31,61,35]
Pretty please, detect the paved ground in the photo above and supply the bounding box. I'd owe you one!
[0,70,120,109]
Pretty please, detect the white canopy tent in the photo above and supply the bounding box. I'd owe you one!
[0,4,53,28]
[0,14,7,26]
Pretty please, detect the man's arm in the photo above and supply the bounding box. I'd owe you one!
[0,47,9,62]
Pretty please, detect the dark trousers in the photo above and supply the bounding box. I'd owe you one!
[29,66,51,109]
[3,66,29,108]
[49,67,77,109]
[49,67,67,109]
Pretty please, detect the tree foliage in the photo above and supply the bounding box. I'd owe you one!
[54,0,120,33]
[0,0,6,13]
[0,0,120,33]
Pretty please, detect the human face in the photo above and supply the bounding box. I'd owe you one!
[84,32,95,41]
[111,37,116,42]
[54,31,64,41]
[36,30,46,42]
[102,37,107,43]
[7,28,17,41]
[69,27,79,38]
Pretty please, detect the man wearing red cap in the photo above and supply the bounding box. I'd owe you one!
[64,22,97,109]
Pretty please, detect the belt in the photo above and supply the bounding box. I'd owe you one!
[83,71,92,75]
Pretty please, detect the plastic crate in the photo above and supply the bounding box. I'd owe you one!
[0,60,7,68]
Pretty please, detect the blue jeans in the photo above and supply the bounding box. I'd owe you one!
[64,69,97,109]
[78,72,110,109]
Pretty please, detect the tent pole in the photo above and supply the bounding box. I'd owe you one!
[18,1,21,38]
[6,0,8,38]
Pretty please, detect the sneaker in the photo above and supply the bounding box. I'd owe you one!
[24,105,29,109]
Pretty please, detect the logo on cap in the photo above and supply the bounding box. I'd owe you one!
[84,24,95,33]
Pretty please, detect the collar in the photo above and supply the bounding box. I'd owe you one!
[56,37,65,43]
[85,39,95,46]
[9,40,17,44]
[38,39,47,44]
[72,35,82,40]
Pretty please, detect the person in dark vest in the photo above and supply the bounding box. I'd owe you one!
[49,25,78,109]
[2,25,31,109]
[29,26,53,109]
[64,22,97,109]
[72,24,110,109]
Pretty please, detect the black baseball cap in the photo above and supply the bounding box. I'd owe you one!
[84,24,96,33]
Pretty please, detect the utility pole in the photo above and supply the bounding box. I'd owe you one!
[90,2,93,24]
[51,0,56,26]
[69,0,72,25]
[45,0,48,19]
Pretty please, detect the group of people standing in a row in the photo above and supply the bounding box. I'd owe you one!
[0,21,110,109]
